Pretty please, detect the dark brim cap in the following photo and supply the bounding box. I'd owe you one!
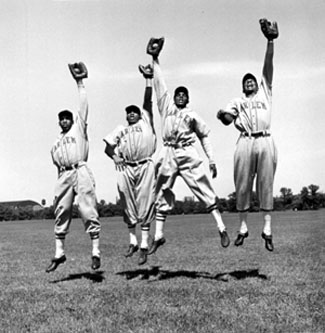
[125,105,141,114]
[174,86,189,99]
[242,73,257,86]
[58,109,73,120]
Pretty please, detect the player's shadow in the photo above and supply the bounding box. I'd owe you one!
[49,271,105,284]
[116,267,268,282]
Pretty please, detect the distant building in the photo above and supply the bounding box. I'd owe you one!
[0,200,44,211]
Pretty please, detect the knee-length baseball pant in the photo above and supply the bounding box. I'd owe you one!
[117,160,156,228]
[155,146,217,213]
[234,135,277,211]
[54,164,101,238]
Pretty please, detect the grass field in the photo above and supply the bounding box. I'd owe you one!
[0,210,324,333]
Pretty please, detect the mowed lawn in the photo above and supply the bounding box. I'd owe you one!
[0,210,324,333]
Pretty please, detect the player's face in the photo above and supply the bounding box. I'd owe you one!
[59,116,73,133]
[126,111,141,125]
[243,78,258,95]
[174,92,188,109]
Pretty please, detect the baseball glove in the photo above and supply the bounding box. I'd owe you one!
[259,18,279,40]
[68,62,88,80]
[139,64,153,79]
[217,110,234,126]
[146,37,165,58]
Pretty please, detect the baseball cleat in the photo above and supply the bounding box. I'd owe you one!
[91,256,101,270]
[45,255,66,273]
[234,231,249,246]
[138,248,148,265]
[124,244,139,258]
[219,230,230,248]
[148,237,166,255]
[261,232,274,252]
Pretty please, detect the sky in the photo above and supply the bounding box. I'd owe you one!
[0,0,324,206]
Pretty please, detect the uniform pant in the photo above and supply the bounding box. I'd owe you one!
[155,145,216,213]
[54,163,101,237]
[234,135,277,211]
[117,160,156,228]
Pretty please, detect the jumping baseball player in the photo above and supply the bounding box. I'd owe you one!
[104,64,156,265]
[217,19,279,251]
[146,37,230,255]
[46,62,101,273]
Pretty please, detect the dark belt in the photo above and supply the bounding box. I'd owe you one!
[125,158,150,167]
[242,131,270,138]
[163,141,193,149]
[59,163,80,172]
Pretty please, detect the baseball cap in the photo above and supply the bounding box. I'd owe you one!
[58,109,73,120]
[242,73,257,86]
[125,105,141,114]
[174,86,189,99]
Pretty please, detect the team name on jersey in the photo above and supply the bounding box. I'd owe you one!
[167,110,192,126]
[52,136,77,152]
[120,125,143,138]
[241,101,267,110]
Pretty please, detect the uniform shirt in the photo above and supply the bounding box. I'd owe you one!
[104,110,156,162]
[224,76,272,134]
[153,62,211,145]
[51,111,89,168]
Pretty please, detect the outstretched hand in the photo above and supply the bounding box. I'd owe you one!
[146,37,165,58]
[68,62,88,81]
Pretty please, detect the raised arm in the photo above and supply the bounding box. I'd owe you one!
[259,19,279,87]
[139,64,153,117]
[68,62,89,122]
[146,37,168,102]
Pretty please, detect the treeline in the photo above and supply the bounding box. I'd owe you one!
[0,184,324,221]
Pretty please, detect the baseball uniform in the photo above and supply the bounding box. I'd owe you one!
[223,75,277,211]
[51,82,100,239]
[104,86,157,229]
[153,61,219,213]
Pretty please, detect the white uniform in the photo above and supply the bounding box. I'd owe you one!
[224,75,277,211]
[153,62,218,214]
[51,83,100,239]
[104,87,156,229]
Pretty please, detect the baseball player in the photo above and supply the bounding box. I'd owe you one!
[146,37,230,255]
[46,62,101,273]
[104,64,156,265]
[217,19,279,251]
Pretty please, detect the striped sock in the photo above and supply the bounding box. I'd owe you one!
[155,212,167,240]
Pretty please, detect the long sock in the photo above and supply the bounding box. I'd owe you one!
[239,211,248,234]
[262,212,272,236]
[55,238,65,258]
[210,209,226,232]
[129,226,138,245]
[91,238,100,257]
[155,212,167,240]
[140,229,150,249]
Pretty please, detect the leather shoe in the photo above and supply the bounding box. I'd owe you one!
[138,248,148,265]
[124,244,139,258]
[261,232,274,252]
[148,237,166,255]
[234,231,249,246]
[219,230,230,248]
[91,256,101,270]
[46,255,66,273]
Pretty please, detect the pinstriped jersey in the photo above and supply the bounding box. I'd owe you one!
[153,63,210,144]
[224,76,272,133]
[51,111,89,167]
[104,111,156,162]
